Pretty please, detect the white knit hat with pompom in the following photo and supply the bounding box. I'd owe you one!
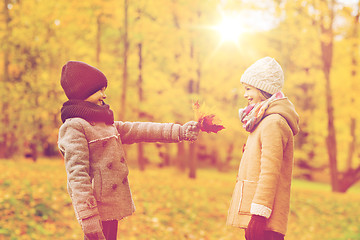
[240,57,284,95]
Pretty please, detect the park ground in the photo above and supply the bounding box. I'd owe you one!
[1,158,360,240]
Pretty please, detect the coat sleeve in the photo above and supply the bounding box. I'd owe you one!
[114,121,182,144]
[251,116,291,218]
[58,120,100,220]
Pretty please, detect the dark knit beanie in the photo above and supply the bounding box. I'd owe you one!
[60,61,108,100]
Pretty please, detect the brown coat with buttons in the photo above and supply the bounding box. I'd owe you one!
[226,98,299,235]
[58,118,182,223]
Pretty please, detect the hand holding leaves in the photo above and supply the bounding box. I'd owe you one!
[181,121,200,141]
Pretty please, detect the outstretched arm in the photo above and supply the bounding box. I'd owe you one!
[115,121,199,144]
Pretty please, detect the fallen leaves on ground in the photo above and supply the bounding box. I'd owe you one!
[1,159,360,240]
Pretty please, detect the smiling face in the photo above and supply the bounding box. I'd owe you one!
[243,84,266,105]
[85,87,107,106]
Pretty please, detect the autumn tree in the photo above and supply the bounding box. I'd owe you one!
[268,0,324,179]
[335,0,360,192]
[278,0,360,192]
[1,0,359,188]
[313,0,360,192]
[0,0,12,158]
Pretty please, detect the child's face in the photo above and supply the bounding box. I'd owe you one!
[243,84,266,105]
[85,87,107,106]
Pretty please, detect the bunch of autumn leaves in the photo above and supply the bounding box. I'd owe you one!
[192,101,225,134]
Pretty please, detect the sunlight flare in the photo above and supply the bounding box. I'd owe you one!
[215,14,245,43]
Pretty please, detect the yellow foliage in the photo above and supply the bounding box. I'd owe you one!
[1,0,360,187]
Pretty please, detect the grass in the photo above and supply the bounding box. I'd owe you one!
[1,158,360,240]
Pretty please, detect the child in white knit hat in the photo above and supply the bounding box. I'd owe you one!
[226,57,300,240]
[58,61,200,240]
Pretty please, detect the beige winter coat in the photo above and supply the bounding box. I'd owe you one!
[227,98,299,235]
[58,118,182,224]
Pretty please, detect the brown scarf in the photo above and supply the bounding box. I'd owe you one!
[61,100,114,124]
[239,92,285,132]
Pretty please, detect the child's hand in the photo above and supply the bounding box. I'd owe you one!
[82,214,106,240]
[245,215,267,240]
[180,121,200,141]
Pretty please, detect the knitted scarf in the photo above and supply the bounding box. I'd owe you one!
[239,92,285,132]
[61,100,114,124]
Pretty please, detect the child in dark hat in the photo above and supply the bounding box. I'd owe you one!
[58,61,199,240]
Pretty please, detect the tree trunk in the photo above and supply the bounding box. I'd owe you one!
[137,42,145,171]
[0,0,11,158]
[337,0,360,192]
[4,0,9,82]
[225,143,234,164]
[138,143,145,171]
[338,167,360,193]
[165,144,171,166]
[171,1,188,172]
[211,149,218,166]
[177,141,186,171]
[346,118,356,171]
[324,67,338,191]
[120,0,129,120]
[96,14,102,66]
[30,143,38,162]
[319,0,360,192]
[319,0,341,192]
[188,142,197,179]
[187,11,202,177]
[346,0,360,172]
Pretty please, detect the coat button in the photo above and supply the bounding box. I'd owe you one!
[120,157,125,163]
[86,197,97,208]
[107,162,113,169]
[90,122,96,126]
[112,184,118,190]
[122,177,128,185]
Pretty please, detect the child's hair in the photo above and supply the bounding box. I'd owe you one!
[260,90,272,99]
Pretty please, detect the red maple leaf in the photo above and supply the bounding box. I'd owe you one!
[192,101,225,133]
